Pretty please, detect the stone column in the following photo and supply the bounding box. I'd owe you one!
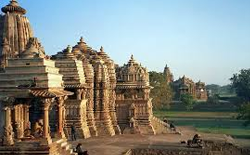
[56,97,66,139]
[41,98,52,145]
[3,106,14,146]
[20,105,24,138]
[14,105,23,139]
[23,105,30,130]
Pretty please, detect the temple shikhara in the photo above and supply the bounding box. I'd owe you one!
[0,1,168,154]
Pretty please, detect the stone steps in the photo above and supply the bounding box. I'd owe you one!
[55,138,76,155]
[151,116,170,134]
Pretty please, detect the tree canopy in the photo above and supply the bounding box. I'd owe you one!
[237,102,250,126]
[149,71,173,109]
[230,69,250,102]
[230,69,250,126]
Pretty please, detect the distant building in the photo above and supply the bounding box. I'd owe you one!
[163,65,208,101]
[195,81,208,100]
[172,76,207,100]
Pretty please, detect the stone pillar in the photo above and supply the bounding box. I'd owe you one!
[3,106,14,146]
[14,105,23,139]
[56,97,66,139]
[23,105,30,130]
[20,105,24,138]
[41,98,52,145]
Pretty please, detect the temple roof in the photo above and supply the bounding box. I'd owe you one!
[30,89,73,98]
[1,0,26,15]
[64,83,89,89]
[116,84,151,89]
[73,36,93,54]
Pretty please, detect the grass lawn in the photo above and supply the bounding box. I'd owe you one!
[153,110,250,139]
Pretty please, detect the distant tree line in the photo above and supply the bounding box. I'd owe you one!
[206,84,235,96]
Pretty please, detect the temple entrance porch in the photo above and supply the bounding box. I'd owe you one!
[0,89,75,155]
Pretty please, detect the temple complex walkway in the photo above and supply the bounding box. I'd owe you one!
[69,126,234,155]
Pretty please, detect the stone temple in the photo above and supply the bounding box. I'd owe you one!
[0,1,168,154]
[163,65,208,101]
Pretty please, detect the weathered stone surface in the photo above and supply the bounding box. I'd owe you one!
[72,40,118,136]
[0,0,33,68]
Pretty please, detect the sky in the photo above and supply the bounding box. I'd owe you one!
[1,0,250,85]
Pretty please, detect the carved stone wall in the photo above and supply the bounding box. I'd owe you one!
[82,58,98,136]
[92,59,115,136]
[116,56,155,135]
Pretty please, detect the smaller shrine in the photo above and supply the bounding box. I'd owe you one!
[115,55,155,134]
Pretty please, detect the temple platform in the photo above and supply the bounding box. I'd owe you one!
[69,126,250,155]
[0,138,76,155]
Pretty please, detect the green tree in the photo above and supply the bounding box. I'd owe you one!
[180,94,195,110]
[237,102,250,126]
[149,71,173,109]
[230,69,250,102]
[230,69,250,126]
